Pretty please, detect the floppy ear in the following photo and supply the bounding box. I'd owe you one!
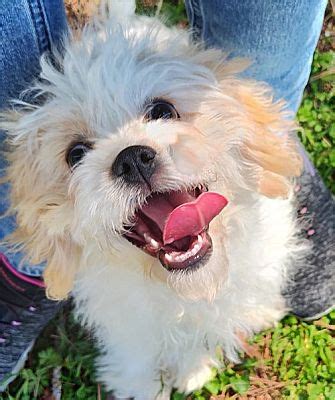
[233,81,302,198]
[192,52,302,198]
[2,111,80,300]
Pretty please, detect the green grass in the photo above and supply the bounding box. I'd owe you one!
[1,308,100,400]
[177,313,335,399]
[1,1,334,399]
[297,50,335,193]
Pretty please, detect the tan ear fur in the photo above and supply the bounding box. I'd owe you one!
[258,171,291,199]
[193,53,302,198]
[3,118,80,300]
[7,202,80,300]
[234,83,302,198]
[43,236,81,300]
[245,130,302,177]
[9,226,79,300]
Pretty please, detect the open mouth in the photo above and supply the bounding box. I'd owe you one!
[123,187,228,272]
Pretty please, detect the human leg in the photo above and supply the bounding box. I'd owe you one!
[0,0,67,391]
[184,0,327,113]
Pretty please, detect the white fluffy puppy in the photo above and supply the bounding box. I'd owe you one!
[2,2,306,399]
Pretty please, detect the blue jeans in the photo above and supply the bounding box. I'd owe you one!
[185,0,327,113]
[0,0,329,276]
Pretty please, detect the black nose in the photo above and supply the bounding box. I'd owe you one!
[111,145,157,185]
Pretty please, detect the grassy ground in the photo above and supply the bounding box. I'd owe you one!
[1,1,334,399]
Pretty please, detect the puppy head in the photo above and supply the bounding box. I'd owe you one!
[2,17,302,301]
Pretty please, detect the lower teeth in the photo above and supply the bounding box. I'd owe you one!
[165,234,203,263]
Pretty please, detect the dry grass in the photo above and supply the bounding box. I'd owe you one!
[64,0,100,29]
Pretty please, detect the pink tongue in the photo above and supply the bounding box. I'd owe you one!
[163,192,228,245]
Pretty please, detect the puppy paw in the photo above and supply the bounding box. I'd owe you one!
[106,394,133,400]
[155,388,171,400]
[177,365,214,394]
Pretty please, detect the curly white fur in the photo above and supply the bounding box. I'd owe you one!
[1,10,308,399]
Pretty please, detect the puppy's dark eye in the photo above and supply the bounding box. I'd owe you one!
[66,142,92,168]
[144,99,180,121]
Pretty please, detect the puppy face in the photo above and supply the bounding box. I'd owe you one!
[3,18,301,301]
